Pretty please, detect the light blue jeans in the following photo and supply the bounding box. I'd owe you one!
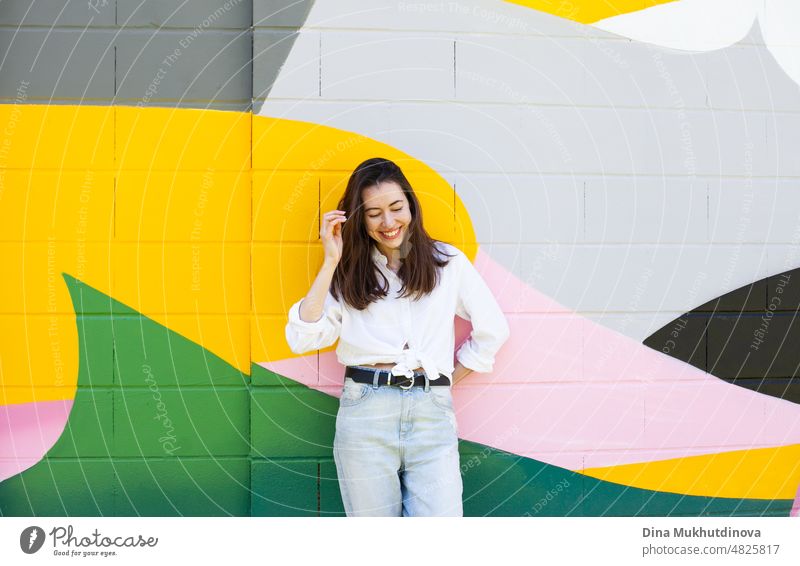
[333,375,463,516]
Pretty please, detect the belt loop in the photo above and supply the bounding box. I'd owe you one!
[423,371,430,393]
[372,369,380,390]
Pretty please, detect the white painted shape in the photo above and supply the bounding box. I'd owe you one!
[593,0,758,52]
[765,106,800,177]
[594,0,800,91]
[760,0,800,47]
[302,0,606,38]
[709,179,800,244]
[505,243,770,314]
[700,42,800,112]
[259,29,319,99]
[584,177,707,243]
[455,35,585,105]
[261,99,392,140]
[637,108,770,177]
[767,245,800,276]
[321,31,454,100]
[454,173,584,243]
[580,36,708,109]
[514,106,647,175]
[387,102,532,173]
[585,312,691,351]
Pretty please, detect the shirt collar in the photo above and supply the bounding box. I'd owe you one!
[371,245,404,282]
[371,245,389,268]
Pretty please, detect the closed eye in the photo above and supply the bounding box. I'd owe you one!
[368,207,403,218]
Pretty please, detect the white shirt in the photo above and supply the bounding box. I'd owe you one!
[285,242,510,385]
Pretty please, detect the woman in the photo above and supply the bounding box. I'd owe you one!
[285,157,509,516]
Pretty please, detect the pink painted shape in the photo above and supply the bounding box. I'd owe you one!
[258,356,318,388]
[258,247,800,479]
[792,484,800,517]
[0,399,73,482]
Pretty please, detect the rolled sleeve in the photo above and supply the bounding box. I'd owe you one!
[285,293,342,354]
[455,253,510,373]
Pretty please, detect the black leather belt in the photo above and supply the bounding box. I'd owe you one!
[345,366,451,388]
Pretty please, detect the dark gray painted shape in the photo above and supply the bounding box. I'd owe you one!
[251,1,316,112]
[117,0,252,29]
[644,267,800,403]
[0,0,116,27]
[253,0,313,28]
[115,30,251,106]
[0,29,115,101]
[0,0,315,110]
[252,29,301,99]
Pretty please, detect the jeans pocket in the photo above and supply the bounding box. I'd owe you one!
[339,378,372,407]
[428,386,454,412]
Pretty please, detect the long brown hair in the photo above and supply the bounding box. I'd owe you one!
[331,157,454,310]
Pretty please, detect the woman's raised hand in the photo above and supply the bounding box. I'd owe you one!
[321,210,346,264]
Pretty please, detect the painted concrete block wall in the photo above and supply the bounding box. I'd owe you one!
[2,0,800,516]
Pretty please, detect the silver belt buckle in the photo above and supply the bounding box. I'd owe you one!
[399,373,416,390]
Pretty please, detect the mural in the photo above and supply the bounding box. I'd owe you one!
[1,0,799,516]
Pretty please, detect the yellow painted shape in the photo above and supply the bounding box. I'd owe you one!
[504,0,675,24]
[253,171,320,243]
[253,244,325,316]
[0,171,114,242]
[115,106,251,171]
[116,171,251,242]
[1,387,81,405]
[1,105,476,405]
[0,242,113,315]
[0,105,114,169]
[0,316,78,404]
[581,444,800,499]
[251,315,335,364]
[111,242,250,313]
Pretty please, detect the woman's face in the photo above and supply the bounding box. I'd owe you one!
[361,180,412,255]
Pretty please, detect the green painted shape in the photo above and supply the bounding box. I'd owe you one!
[1,274,791,516]
[0,460,117,516]
[114,315,249,386]
[75,315,115,386]
[69,278,119,315]
[251,364,307,387]
[319,460,345,516]
[459,444,583,516]
[457,441,792,517]
[0,274,251,516]
[46,390,114,458]
[251,460,318,516]
[114,458,250,516]
[114,388,250,457]
[250,371,337,459]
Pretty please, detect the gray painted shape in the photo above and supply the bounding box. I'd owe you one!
[476,23,796,339]
[0,0,116,26]
[117,0,252,29]
[0,29,115,101]
[253,0,314,28]
[115,30,252,107]
[251,0,316,113]
[261,7,800,342]
[0,1,315,110]
[252,29,303,100]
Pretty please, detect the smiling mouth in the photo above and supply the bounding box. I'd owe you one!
[380,227,402,240]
